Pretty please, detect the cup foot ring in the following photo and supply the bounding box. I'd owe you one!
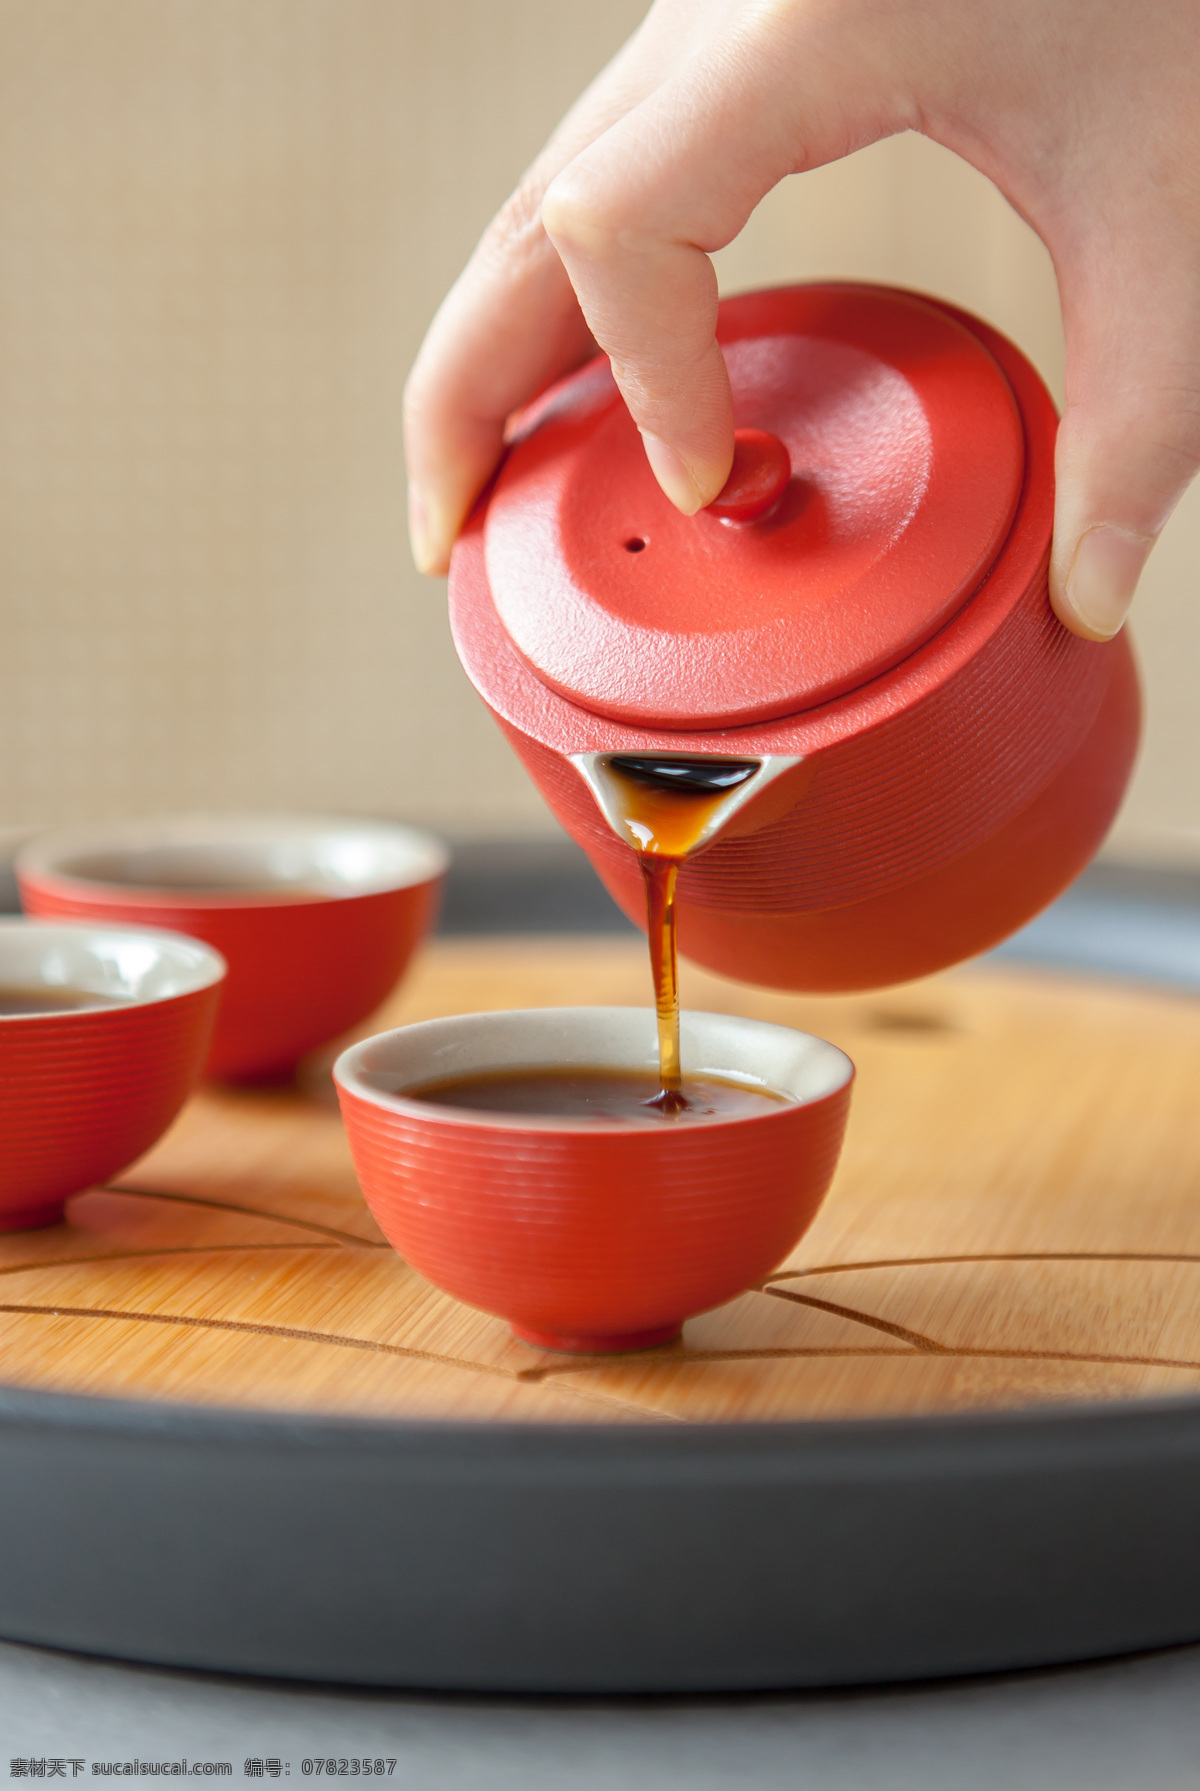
[511,1322,682,1355]
[0,1202,66,1232]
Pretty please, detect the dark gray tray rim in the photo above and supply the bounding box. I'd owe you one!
[2,1336,1200,1691]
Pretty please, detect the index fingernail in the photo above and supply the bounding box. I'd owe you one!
[641,433,705,516]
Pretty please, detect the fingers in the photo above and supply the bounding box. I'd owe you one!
[403,220,592,575]
[540,11,849,512]
[1048,221,1200,640]
[405,0,902,564]
[403,2,700,575]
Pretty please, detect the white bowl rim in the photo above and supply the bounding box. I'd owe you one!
[16,812,449,904]
[0,917,226,1013]
[334,1005,854,1132]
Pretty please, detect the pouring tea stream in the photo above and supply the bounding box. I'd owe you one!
[576,751,791,1105]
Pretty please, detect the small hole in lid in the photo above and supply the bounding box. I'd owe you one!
[623,537,646,554]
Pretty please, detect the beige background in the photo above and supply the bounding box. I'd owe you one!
[0,0,1194,858]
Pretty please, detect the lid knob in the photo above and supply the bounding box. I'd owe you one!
[706,428,791,523]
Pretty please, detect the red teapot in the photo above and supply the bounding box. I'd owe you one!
[448,282,1139,991]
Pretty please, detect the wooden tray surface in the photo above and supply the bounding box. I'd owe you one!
[5,937,1200,1427]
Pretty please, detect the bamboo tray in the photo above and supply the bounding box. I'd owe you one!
[2,937,1200,1689]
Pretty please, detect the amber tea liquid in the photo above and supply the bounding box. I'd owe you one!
[604,754,759,1112]
[406,754,774,1123]
[409,1064,788,1124]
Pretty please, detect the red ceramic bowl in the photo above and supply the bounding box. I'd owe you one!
[335,1007,854,1353]
[18,815,448,1081]
[0,918,225,1229]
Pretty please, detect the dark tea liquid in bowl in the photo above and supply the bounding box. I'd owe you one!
[0,986,130,1016]
[407,1065,791,1124]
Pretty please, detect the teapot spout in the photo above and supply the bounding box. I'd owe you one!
[569,752,804,859]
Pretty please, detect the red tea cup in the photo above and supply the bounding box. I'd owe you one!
[18,815,448,1081]
[335,1007,854,1353]
[0,918,224,1229]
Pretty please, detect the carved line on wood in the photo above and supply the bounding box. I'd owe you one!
[514,1347,914,1383]
[101,1183,387,1247]
[4,1300,1200,1396]
[0,1244,342,1280]
[762,1286,948,1353]
[525,1342,1200,1381]
[0,1302,516,1380]
[770,1252,1200,1280]
[6,1210,1200,1403]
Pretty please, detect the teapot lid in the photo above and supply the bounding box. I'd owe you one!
[482,283,1026,730]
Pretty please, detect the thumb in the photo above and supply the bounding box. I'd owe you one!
[1050,234,1200,640]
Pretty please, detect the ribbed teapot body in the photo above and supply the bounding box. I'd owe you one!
[492,630,1136,990]
[449,288,1140,992]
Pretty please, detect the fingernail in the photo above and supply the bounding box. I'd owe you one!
[1064,524,1153,638]
[407,483,447,577]
[641,433,705,516]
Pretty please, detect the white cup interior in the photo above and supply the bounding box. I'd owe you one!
[336,1007,853,1127]
[0,919,226,1007]
[18,815,448,898]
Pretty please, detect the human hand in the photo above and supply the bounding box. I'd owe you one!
[404,0,1200,642]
